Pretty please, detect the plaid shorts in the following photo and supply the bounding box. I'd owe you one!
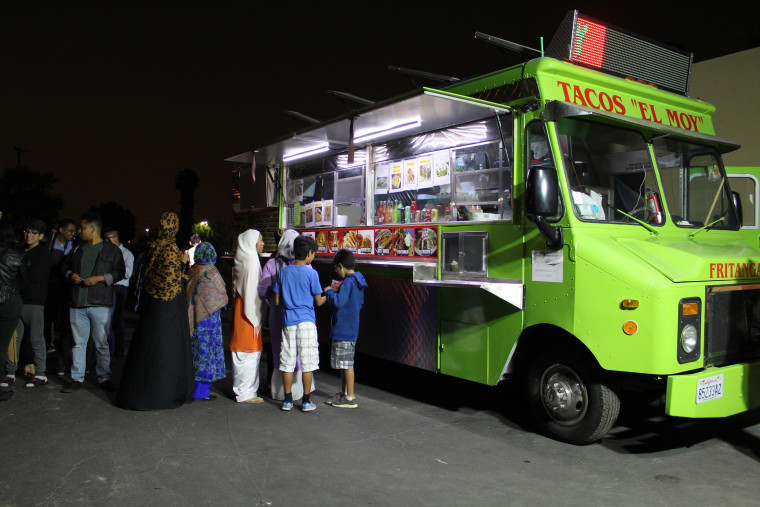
[280,322,319,372]
[330,340,356,370]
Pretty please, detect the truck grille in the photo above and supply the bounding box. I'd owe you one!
[705,284,760,366]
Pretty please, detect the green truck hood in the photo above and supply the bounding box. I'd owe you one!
[615,236,760,283]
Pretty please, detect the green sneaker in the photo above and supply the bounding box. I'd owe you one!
[325,392,344,405]
[331,395,358,409]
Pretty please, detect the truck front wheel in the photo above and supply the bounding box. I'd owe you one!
[527,349,620,444]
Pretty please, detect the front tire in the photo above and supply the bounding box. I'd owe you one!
[527,349,620,444]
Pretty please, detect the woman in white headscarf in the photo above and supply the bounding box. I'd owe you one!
[258,229,313,400]
[230,229,265,403]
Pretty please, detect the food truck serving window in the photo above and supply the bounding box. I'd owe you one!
[371,116,513,224]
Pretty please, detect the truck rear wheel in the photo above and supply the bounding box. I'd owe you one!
[527,349,620,444]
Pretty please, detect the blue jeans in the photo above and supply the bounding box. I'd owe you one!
[70,306,112,383]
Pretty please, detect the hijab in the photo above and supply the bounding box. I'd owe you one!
[233,229,262,327]
[186,242,227,331]
[193,241,217,265]
[277,229,299,263]
[144,212,183,301]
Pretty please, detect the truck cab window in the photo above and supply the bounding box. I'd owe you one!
[654,139,739,229]
[555,118,660,225]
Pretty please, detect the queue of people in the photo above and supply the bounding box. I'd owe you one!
[0,211,369,413]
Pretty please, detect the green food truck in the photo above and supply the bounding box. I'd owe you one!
[228,11,760,444]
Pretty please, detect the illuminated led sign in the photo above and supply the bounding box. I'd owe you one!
[546,10,693,95]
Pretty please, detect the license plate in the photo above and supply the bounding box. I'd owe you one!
[696,374,724,404]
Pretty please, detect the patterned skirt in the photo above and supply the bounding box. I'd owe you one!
[190,310,226,383]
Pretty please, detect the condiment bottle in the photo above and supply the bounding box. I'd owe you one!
[377,201,384,224]
[384,201,392,224]
[444,206,451,221]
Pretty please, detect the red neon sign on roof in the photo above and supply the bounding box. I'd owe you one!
[572,17,607,68]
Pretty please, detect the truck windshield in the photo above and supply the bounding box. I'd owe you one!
[556,117,661,224]
[653,138,739,230]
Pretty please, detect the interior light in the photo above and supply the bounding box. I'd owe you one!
[353,120,421,144]
[283,144,330,162]
[623,321,638,335]
[682,303,699,316]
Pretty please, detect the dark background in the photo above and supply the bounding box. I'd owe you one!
[2,1,758,232]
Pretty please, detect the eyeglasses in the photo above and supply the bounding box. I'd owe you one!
[63,228,77,234]
[23,230,40,235]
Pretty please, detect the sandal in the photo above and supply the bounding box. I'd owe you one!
[240,397,264,404]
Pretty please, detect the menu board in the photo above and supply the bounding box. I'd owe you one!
[304,225,438,259]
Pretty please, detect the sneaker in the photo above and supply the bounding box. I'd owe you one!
[99,380,117,392]
[331,395,358,409]
[302,401,317,412]
[281,400,294,411]
[0,376,15,389]
[61,381,83,393]
[24,377,49,389]
[325,392,344,405]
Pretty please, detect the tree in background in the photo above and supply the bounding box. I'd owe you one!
[175,168,199,247]
[89,201,137,243]
[0,165,63,229]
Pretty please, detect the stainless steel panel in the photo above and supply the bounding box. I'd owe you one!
[358,274,438,371]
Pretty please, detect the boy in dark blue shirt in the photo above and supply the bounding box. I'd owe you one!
[273,235,325,412]
[323,249,367,408]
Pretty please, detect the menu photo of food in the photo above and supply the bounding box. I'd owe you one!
[304,202,315,228]
[315,230,328,253]
[321,200,333,226]
[390,161,403,192]
[374,228,392,255]
[404,159,417,190]
[433,150,451,186]
[313,201,323,223]
[393,227,414,257]
[418,156,432,188]
[328,230,342,253]
[342,230,358,253]
[356,229,374,255]
[414,227,438,257]
[376,162,390,193]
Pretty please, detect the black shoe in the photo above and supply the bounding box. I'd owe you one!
[0,390,13,401]
[0,376,15,389]
[99,380,117,392]
[61,381,83,393]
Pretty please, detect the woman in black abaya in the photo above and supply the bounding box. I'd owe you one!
[117,212,193,410]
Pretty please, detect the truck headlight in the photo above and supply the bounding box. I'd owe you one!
[680,324,698,353]
[677,298,701,364]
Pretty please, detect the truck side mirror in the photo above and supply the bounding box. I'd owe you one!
[732,191,743,226]
[525,165,560,216]
[525,165,563,250]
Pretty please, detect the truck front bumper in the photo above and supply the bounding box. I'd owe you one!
[665,360,760,418]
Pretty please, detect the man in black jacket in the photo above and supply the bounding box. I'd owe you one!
[60,212,125,393]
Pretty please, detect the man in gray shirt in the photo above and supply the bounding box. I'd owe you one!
[60,212,125,393]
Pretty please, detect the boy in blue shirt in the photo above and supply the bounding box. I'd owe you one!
[273,235,325,412]
[323,249,368,408]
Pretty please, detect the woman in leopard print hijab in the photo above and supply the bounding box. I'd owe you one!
[143,212,184,301]
[117,212,194,410]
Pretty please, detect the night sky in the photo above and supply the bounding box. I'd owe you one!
[2,1,758,233]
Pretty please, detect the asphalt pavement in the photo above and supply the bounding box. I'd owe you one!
[2,311,760,506]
